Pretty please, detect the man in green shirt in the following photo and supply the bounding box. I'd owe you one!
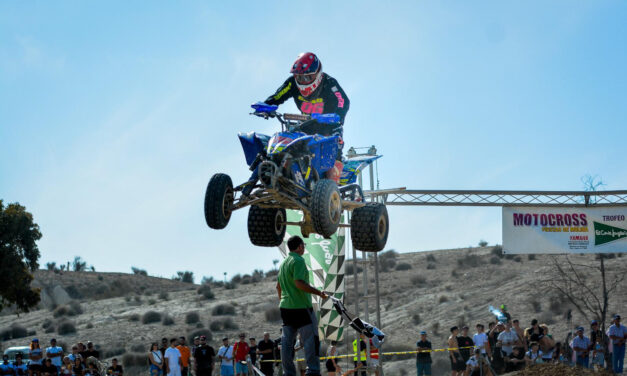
[277,235,328,376]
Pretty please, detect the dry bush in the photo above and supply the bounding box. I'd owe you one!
[0,324,28,340]
[185,312,200,324]
[412,314,421,325]
[212,304,235,316]
[426,254,437,263]
[457,254,483,268]
[57,320,77,335]
[210,318,238,331]
[528,254,537,260]
[426,263,436,270]
[121,353,148,367]
[162,314,175,326]
[395,263,412,271]
[439,296,449,303]
[53,301,83,318]
[531,300,542,313]
[103,346,126,358]
[345,263,363,274]
[142,311,162,324]
[197,285,215,300]
[158,292,169,301]
[129,314,140,322]
[490,257,501,265]
[130,344,145,353]
[264,306,281,322]
[411,275,427,287]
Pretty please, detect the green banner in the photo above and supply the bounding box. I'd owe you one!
[594,221,627,246]
[278,210,346,341]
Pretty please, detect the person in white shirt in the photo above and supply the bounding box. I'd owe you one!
[46,338,64,371]
[497,323,519,357]
[217,337,234,376]
[164,338,183,376]
[473,324,491,356]
[525,342,543,366]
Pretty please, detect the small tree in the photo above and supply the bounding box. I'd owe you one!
[478,240,488,247]
[0,200,42,312]
[173,271,194,284]
[72,256,87,272]
[272,259,279,271]
[46,262,57,271]
[131,267,148,276]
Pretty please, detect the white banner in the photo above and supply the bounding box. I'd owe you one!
[503,206,627,254]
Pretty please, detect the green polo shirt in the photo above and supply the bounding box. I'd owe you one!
[278,252,312,309]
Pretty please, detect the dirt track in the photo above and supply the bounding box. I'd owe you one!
[503,363,615,376]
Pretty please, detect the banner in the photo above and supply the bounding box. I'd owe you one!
[278,210,346,341]
[503,206,627,254]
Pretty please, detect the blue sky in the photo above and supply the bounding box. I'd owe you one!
[1,1,626,281]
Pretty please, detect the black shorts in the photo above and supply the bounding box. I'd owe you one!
[325,359,336,371]
[29,364,42,372]
[450,354,465,372]
[196,370,212,376]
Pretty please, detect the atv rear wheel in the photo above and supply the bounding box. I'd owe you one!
[311,179,342,238]
[351,203,389,252]
[248,206,287,247]
[204,173,234,229]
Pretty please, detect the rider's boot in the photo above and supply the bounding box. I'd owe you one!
[325,161,343,184]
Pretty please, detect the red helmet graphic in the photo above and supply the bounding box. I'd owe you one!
[290,52,323,97]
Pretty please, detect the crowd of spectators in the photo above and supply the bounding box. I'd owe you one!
[415,305,626,376]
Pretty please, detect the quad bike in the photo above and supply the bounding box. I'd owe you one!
[203,103,389,252]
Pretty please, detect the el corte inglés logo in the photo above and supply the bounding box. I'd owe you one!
[594,222,627,246]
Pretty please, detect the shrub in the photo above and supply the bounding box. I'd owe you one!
[127,313,140,322]
[430,322,440,335]
[53,301,82,318]
[451,269,460,278]
[42,319,54,330]
[222,318,238,330]
[513,256,522,263]
[131,267,148,276]
[173,271,195,284]
[426,263,436,270]
[57,320,77,335]
[457,254,482,268]
[86,323,94,329]
[538,311,556,325]
[426,254,437,263]
[528,254,536,260]
[162,314,175,326]
[445,285,453,292]
[230,274,242,284]
[265,270,278,278]
[148,299,157,305]
[185,312,200,324]
[491,246,504,258]
[97,275,104,281]
[130,344,145,353]
[489,257,501,265]
[103,347,126,358]
[531,300,542,313]
[549,298,565,315]
[209,321,222,331]
[412,314,421,325]
[142,311,162,324]
[224,282,237,290]
[438,296,449,303]
[188,329,212,342]
[395,263,412,271]
[197,285,215,300]
[158,292,169,301]
[411,275,427,287]
[9,324,28,339]
[478,240,488,247]
[212,304,235,316]
[345,263,363,274]
[121,353,148,367]
[264,306,281,322]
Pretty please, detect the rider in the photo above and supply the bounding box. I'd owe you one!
[263,52,350,183]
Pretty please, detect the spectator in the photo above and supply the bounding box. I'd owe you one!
[570,327,591,368]
[176,337,191,376]
[504,347,525,372]
[448,326,465,376]
[257,332,275,376]
[160,338,169,358]
[415,331,432,376]
[60,357,71,376]
[41,358,58,376]
[472,324,490,357]
[512,320,527,351]
[352,334,367,376]
[14,354,28,376]
[489,322,505,372]
[68,346,80,363]
[29,338,44,376]
[539,324,555,363]
[1,355,14,376]
[248,338,258,369]
[500,304,512,323]
[525,342,543,366]
[83,342,99,360]
[77,343,86,359]
[217,337,234,376]
[71,357,84,376]
[83,360,99,376]
[589,320,608,367]
[46,339,64,373]
[190,336,200,376]
[465,348,492,376]
[326,341,341,376]
[457,326,473,363]
[497,322,519,358]
[487,322,497,356]
[591,335,606,370]
[368,336,380,376]
[526,319,544,343]
[107,358,123,376]
[192,335,214,376]
[233,333,250,376]
[165,338,183,376]
[276,236,327,376]
[149,343,164,376]
[273,329,282,376]
[294,335,306,376]
[609,314,627,374]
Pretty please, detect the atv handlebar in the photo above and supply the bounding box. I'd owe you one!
[250,102,341,132]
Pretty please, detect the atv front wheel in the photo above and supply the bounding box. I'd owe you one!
[204,173,234,229]
[311,179,342,238]
[248,206,287,247]
[351,203,389,252]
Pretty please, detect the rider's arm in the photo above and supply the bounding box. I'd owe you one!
[326,76,350,124]
[264,77,297,106]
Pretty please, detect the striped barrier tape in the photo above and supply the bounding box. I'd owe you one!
[259,346,476,362]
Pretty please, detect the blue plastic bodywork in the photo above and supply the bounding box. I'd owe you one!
[340,155,381,186]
